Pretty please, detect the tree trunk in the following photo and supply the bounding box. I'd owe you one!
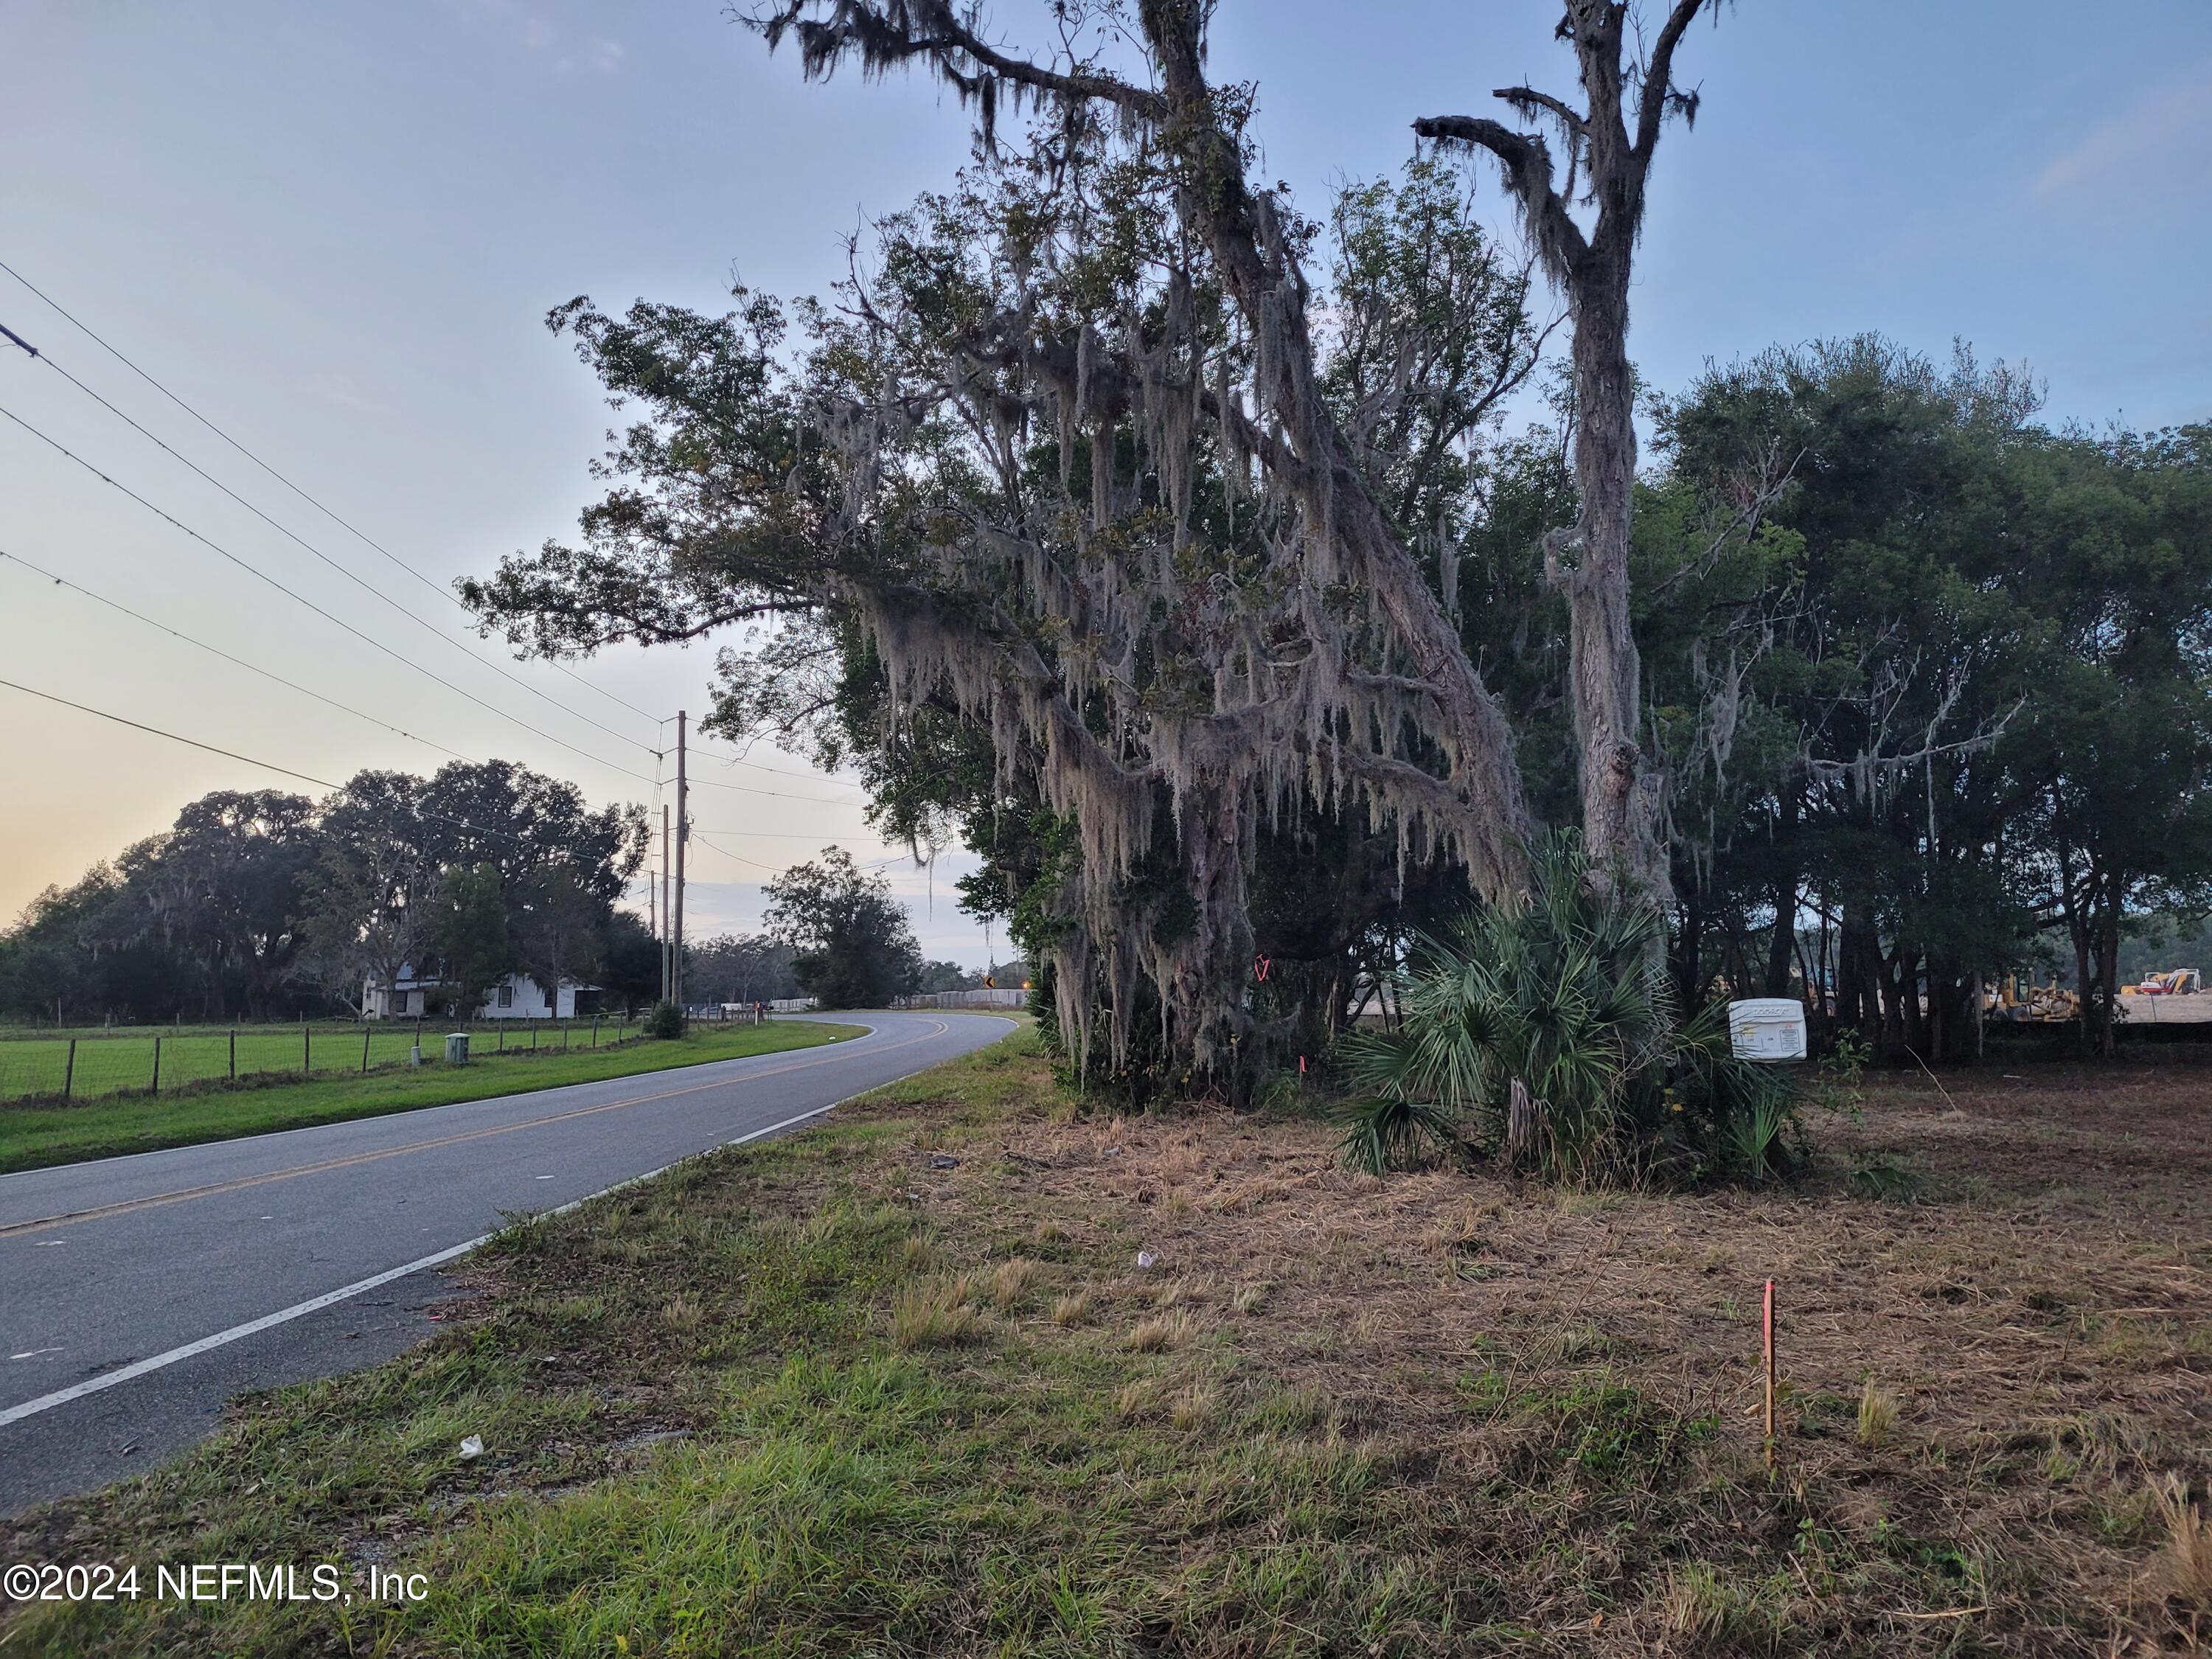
[2098,886,2121,1060]
[1764,785,1801,995]
[1562,241,1663,904]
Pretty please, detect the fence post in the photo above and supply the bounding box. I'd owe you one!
[562,1020,569,1051]
[304,1025,311,1077]
[498,1026,505,1054]
[532,1022,538,1051]
[592,1018,599,1049]
[362,1028,371,1074]
[151,1035,161,1095]
[229,1029,237,1080]
[63,1037,76,1100]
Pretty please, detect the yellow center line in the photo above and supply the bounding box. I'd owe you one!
[0,1019,950,1242]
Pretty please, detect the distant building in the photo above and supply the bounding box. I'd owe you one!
[364,969,601,1020]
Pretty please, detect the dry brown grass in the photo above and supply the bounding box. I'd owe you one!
[889,1273,982,1349]
[865,1048,2212,1653]
[1857,1377,1899,1447]
[2156,1472,2212,1607]
[987,1256,1042,1310]
[1048,1290,1093,1326]
[1122,1310,1194,1353]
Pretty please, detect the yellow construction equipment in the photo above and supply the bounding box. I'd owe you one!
[2122,967,2202,998]
[1987,975,2079,1024]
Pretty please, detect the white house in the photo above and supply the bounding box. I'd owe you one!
[365,969,601,1020]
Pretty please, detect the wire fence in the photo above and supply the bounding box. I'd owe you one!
[891,989,1029,1009]
[0,1018,638,1105]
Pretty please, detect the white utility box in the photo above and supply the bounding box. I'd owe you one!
[1728,998,1807,1062]
[445,1032,470,1065]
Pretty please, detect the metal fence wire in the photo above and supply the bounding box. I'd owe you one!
[0,1019,636,1105]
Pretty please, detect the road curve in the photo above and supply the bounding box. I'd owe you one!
[0,1011,1013,1514]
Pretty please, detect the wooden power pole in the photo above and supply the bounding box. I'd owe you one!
[673,711,688,1010]
[659,804,671,1005]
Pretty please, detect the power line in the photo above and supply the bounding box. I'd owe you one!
[0,262,872,790]
[0,398,662,790]
[10,334,653,757]
[4,341,864,802]
[0,674,641,863]
[689,827,921,878]
[0,547,473,765]
[0,258,664,733]
[0,675,344,791]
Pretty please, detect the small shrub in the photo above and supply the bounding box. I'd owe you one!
[644,1001,686,1040]
[1338,1093,1463,1175]
[1341,831,1798,1186]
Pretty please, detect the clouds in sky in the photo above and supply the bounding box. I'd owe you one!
[2036,62,2212,203]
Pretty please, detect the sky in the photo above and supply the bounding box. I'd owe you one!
[2,0,2208,962]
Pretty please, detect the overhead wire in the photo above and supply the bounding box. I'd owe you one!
[0,547,474,765]
[0,260,870,793]
[0,398,663,790]
[0,675,347,793]
[0,373,863,805]
[13,338,652,754]
[0,675,630,862]
[0,257,663,733]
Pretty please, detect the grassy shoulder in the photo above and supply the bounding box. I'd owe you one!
[5,1034,2209,1655]
[0,1020,863,1175]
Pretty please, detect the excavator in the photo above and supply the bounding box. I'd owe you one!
[2124,967,2202,998]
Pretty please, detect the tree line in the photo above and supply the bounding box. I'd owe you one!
[0,762,1001,1026]
[0,761,651,1024]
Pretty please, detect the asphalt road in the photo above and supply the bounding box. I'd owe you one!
[0,1011,1013,1514]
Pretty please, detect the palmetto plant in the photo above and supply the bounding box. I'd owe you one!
[1342,834,1793,1184]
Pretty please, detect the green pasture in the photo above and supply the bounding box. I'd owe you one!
[0,1019,860,1174]
[0,1018,641,1104]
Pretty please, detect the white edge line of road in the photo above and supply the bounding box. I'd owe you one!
[0,1012,888,1185]
[1,1012,1011,1430]
[0,1094,867,1431]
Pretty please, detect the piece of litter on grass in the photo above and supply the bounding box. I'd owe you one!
[535,1175,554,1180]
[1104,1146,1124,1158]
[458,1435,484,1461]
[928,1154,961,1170]
[2003,1074,2025,1080]
[1136,1251,1158,1270]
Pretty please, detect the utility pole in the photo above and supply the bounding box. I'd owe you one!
[659,804,672,1005]
[673,712,689,1010]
